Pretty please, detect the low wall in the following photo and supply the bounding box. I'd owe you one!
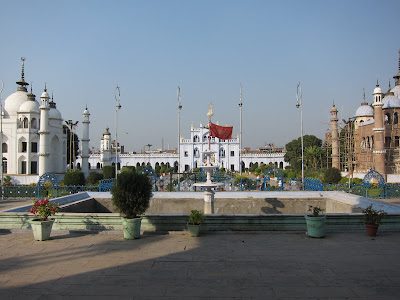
[1,212,400,233]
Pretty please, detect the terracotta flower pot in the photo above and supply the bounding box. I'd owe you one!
[364,223,379,237]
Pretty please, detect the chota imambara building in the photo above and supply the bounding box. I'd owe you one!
[79,122,289,174]
[328,49,400,182]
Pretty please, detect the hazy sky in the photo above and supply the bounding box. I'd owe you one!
[0,0,399,153]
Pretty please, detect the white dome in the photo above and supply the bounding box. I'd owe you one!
[373,86,382,95]
[49,107,62,119]
[4,90,28,116]
[18,99,40,113]
[391,85,400,99]
[40,90,50,99]
[355,104,373,117]
[382,94,400,109]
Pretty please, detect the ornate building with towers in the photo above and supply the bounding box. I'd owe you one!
[1,58,67,182]
[328,50,400,181]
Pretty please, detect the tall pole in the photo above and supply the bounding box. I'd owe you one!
[177,86,182,191]
[65,120,79,171]
[0,79,3,199]
[296,82,304,188]
[239,84,243,175]
[115,85,121,180]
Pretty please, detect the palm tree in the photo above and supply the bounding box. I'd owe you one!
[305,145,324,171]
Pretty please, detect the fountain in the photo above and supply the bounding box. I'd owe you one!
[193,103,223,214]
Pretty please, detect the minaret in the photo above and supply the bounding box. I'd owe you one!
[100,128,111,166]
[331,104,340,169]
[38,85,50,176]
[81,106,90,175]
[372,81,386,178]
[393,49,400,86]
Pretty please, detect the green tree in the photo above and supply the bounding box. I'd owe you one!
[324,167,342,184]
[85,172,103,185]
[305,145,325,171]
[103,166,115,179]
[64,171,85,186]
[285,135,323,171]
[111,172,153,218]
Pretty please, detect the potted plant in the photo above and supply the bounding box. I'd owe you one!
[187,210,205,237]
[28,199,59,241]
[111,171,153,239]
[362,204,387,237]
[305,205,326,238]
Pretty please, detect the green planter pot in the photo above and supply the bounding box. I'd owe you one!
[305,215,326,238]
[29,219,54,241]
[187,224,201,237]
[122,218,142,239]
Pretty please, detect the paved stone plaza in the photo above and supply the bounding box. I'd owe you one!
[0,229,400,299]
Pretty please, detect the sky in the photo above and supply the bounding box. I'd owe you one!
[0,0,399,153]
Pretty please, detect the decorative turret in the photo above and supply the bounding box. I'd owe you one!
[38,85,51,176]
[372,81,386,179]
[100,127,111,166]
[81,106,90,175]
[331,104,339,169]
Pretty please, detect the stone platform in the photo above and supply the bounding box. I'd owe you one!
[0,230,399,299]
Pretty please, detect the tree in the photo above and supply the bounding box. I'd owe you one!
[103,166,115,179]
[285,135,323,171]
[85,172,103,185]
[64,171,85,186]
[324,167,342,184]
[305,145,325,171]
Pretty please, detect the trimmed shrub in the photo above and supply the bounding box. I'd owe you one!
[111,171,153,219]
[121,166,136,174]
[86,172,103,185]
[103,166,115,179]
[324,168,342,184]
[64,171,85,186]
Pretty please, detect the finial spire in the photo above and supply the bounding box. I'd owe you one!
[389,80,392,90]
[363,88,366,101]
[16,57,29,91]
[332,99,335,107]
[376,79,379,87]
[44,82,47,92]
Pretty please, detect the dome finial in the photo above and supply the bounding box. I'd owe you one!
[376,79,379,87]
[44,82,47,92]
[363,88,366,101]
[16,57,29,91]
[332,99,335,107]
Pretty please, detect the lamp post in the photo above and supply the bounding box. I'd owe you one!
[296,82,304,188]
[177,86,182,191]
[0,79,3,199]
[115,85,121,180]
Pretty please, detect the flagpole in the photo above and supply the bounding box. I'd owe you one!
[239,84,243,176]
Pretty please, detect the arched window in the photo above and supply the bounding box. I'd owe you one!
[96,162,101,169]
[279,162,283,169]
[2,143,7,153]
[370,136,374,149]
[136,162,140,167]
[220,148,225,158]
[359,120,364,126]
[117,162,121,170]
[193,135,200,142]
[366,137,370,149]
[31,118,37,129]
[394,113,399,124]
[23,117,29,128]
[385,113,391,125]
[77,163,81,169]
[194,148,199,158]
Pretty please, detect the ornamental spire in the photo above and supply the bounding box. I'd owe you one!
[16,57,29,91]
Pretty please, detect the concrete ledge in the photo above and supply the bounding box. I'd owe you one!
[1,212,400,233]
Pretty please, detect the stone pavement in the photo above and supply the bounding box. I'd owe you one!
[0,230,400,300]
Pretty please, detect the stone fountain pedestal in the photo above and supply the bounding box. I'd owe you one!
[193,150,223,214]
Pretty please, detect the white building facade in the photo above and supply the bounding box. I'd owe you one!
[2,59,67,182]
[78,122,288,173]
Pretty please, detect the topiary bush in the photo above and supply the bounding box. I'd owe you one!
[324,167,342,184]
[111,171,153,219]
[103,166,115,179]
[121,166,136,174]
[86,172,103,185]
[64,171,85,186]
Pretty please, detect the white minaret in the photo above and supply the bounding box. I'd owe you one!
[100,128,112,166]
[81,106,90,175]
[38,85,50,176]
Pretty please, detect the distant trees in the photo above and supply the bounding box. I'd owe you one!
[285,135,324,171]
